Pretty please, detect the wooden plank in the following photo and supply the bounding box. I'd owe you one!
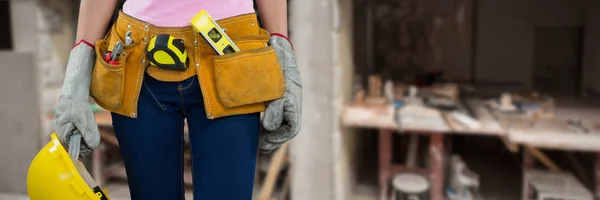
[258,143,289,200]
[500,136,519,153]
[450,98,504,135]
[525,146,560,171]
[499,99,600,151]
[342,105,397,130]
[397,104,451,133]
[509,130,600,152]
[442,113,461,131]
[342,104,451,133]
[522,150,535,200]
[378,129,393,200]
[405,135,419,168]
[595,153,600,200]
[429,134,445,200]
[527,170,593,199]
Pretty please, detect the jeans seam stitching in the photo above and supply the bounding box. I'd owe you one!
[143,81,167,110]
[178,85,187,115]
[188,123,196,199]
[180,120,185,200]
[180,76,196,91]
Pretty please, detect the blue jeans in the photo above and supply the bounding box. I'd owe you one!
[111,72,260,200]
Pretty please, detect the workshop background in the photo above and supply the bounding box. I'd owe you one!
[1,0,600,200]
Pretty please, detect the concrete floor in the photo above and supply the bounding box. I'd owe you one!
[105,182,194,199]
[0,193,132,200]
[2,183,193,200]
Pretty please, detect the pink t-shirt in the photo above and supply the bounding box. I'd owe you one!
[122,0,255,27]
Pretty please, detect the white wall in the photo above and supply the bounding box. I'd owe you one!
[475,0,586,88]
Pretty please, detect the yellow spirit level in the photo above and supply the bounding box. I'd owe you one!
[190,10,240,55]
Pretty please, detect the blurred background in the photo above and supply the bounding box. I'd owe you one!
[1,0,600,200]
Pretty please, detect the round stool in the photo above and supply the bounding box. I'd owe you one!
[392,173,430,200]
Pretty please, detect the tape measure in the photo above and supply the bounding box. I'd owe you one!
[191,10,240,55]
[146,34,188,70]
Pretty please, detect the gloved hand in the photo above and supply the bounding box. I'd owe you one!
[260,34,302,154]
[52,41,100,155]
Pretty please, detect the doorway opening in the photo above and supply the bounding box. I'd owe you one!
[533,26,584,97]
[0,1,13,50]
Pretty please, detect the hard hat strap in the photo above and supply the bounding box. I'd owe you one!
[68,132,82,165]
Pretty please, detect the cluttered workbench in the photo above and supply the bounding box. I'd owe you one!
[494,98,600,200]
[340,75,600,200]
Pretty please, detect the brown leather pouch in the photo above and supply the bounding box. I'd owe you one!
[198,29,286,119]
[214,43,285,107]
[90,24,144,115]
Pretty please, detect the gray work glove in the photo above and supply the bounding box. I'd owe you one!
[52,42,100,155]
[260,35,302,154]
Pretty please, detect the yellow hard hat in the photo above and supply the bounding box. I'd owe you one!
[27,131,111,200]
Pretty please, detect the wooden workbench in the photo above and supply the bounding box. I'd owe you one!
[342,104,451,200]
[493,98,600,200]
[502,99,600,152]
[342,95,600,200]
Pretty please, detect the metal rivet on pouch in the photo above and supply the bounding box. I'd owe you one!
[127,25,132,29]
[195,62,200,67]
[144,25,149,30]
[250,22,255,26]
[131,113,136,118]
[208,113,213,118]
[142,59,146,64]
[194,40,198,45]
[222,28,227,32]
[144,37,147,42]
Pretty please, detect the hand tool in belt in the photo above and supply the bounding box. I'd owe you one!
[104,41,123,65]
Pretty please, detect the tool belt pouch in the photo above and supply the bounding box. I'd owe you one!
[213,34,285,110]
[90,26,138,111]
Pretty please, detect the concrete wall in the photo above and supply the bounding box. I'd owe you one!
[0,1,42,194]
[0,52,42,195]
[474,0,587,88]
[333,0,358,199]
[436,0,473,81]
[37,0,77,115]
[289,0,336,199]
[0,0,77,194]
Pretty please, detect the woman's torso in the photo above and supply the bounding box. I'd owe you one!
[122,0,255,27]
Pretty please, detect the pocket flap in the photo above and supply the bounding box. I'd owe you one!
[213,46,286,108]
